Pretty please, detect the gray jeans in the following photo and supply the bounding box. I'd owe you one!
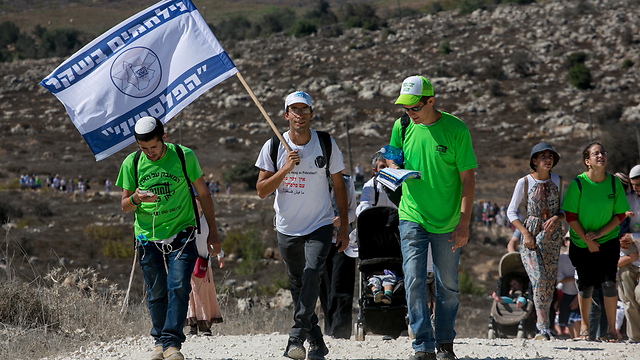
[277,224,333,342]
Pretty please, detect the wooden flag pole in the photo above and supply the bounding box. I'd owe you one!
[236,72,291,152]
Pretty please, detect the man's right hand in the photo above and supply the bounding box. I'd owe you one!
[282,150,300,172]
[135,188,158,203]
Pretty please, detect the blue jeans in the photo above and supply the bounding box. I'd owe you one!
[277,224,333,342]
[138,231,197,350]
[400,220,459,353]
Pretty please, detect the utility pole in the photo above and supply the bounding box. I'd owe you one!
[345,116,353,176]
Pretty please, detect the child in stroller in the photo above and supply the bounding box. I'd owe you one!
[491,277,527,309]
[488,252,537,339]
[368,270,398,305]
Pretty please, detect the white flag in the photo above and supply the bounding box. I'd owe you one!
[40,0,237,161]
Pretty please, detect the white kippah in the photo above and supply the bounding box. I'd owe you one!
[134,116,158,135]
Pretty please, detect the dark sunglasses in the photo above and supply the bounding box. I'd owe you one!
[404,106,423,112]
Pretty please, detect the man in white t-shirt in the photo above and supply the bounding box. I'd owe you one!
[255,91,349,360]
[618,165,640,343]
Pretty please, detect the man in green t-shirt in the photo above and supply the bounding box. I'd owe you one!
[388,76,477,360]
[116,116,221,360]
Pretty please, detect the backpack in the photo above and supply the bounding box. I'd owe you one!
[133,144,200,233]
[384,113,412,206]
[269,131,333,192]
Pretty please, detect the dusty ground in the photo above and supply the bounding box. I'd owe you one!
[50,334,640,360]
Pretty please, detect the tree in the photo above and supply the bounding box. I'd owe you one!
[222,159,259,189]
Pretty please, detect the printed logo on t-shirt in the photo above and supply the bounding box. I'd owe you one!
[608,193,615,200]
[435,145,448,154]
[315,156,326,168]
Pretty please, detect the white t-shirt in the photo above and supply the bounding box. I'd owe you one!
[255,130,345,236]
[507,173,564,223]
[557,253,578,295]
[356,176,397,217]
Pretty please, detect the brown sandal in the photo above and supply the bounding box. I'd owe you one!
[579,329,590,341]
[602,332,620,343]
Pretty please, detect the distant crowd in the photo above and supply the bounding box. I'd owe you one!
[20,174,90,193]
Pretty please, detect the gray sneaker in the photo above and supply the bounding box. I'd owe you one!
[436,343,458,360]
[307,337,329,360]
[409,351,436,360]
[283,337,306,359]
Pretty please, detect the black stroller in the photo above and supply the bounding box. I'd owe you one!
[354,206,408,341]
[487,252,537,339]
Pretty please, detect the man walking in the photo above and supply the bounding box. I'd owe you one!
[389,76,477,360]
[255,91,349,360]
[116,116,221,360]
[619,165,640,343]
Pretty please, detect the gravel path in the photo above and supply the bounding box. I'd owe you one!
[49,334,640,360]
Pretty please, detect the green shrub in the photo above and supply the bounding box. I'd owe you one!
[428,1,444,14]
[221,229,264,275]
[305,0,339,27]
[484,58,504,80]
[0,21,20,49]
[439,40,451,56]
[259,8,296,37]
[41,28,83,57]
[568,63,591,90]
[212,16,253,41]
[565,51,587,69]
[341,3,383,31]
[458,0,485,15]
[83,224,126,242]
[102,240,135,259]
[622,59,634,69]
[0,201,23,222]
[473,90,485,97]
[458,269,485,296]
[289,19,317,37]
[222,159,259,190]
[488,81,502,97]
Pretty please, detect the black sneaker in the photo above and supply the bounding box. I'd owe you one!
[283,337,306,359]
[381,293,392,304]
[307,337,329,360]
[436,343,458,360]
[408,351,436,360]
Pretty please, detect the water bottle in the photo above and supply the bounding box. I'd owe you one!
[381,145,404,167]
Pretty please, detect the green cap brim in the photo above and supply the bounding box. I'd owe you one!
[395,94,422,106]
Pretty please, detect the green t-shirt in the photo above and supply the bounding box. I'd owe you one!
[115,143,202,241]
[561,172,630,248]
[389,112,477,233]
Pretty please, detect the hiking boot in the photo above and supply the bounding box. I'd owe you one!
[436,343,458,360]
[408,351,436,360]
[201,328,212,336]
[381,293,392,304]
[283,337,306,359]
[150,345,164,360]
[307,337,329,360]
[163,347,184,360]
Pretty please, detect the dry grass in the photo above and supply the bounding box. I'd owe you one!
[0,226,294,359]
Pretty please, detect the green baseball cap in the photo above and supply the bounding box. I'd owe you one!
[394,76,434,105]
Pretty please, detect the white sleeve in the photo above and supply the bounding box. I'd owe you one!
[507,176,526,223]
[255,139,277,172]
[328,137,345,175]
[347,176,357,223]
[356,179,376,217]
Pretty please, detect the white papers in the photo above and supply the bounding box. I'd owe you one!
[377,168,421,191]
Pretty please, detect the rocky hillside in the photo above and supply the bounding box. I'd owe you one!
[0,0,639,305]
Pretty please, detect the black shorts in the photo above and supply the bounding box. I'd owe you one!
[568,238,619,292]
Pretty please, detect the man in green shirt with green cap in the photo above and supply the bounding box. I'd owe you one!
[388,76,477,360]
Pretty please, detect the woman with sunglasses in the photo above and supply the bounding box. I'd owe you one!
[562,142,630,342]
[507,142,565,340]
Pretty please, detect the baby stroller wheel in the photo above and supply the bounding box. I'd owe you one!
[516,329,525,339]
[488,329,496,339]
[355,322,365,341]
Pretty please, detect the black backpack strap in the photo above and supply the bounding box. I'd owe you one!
[175,144,201,234]
[317,131,333,192]
[133,150,142,189]
[610,172,616,196]
[270,135,281,172]
[373,175,379,206]
[400,113,411,144]
[575,177,582,193]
